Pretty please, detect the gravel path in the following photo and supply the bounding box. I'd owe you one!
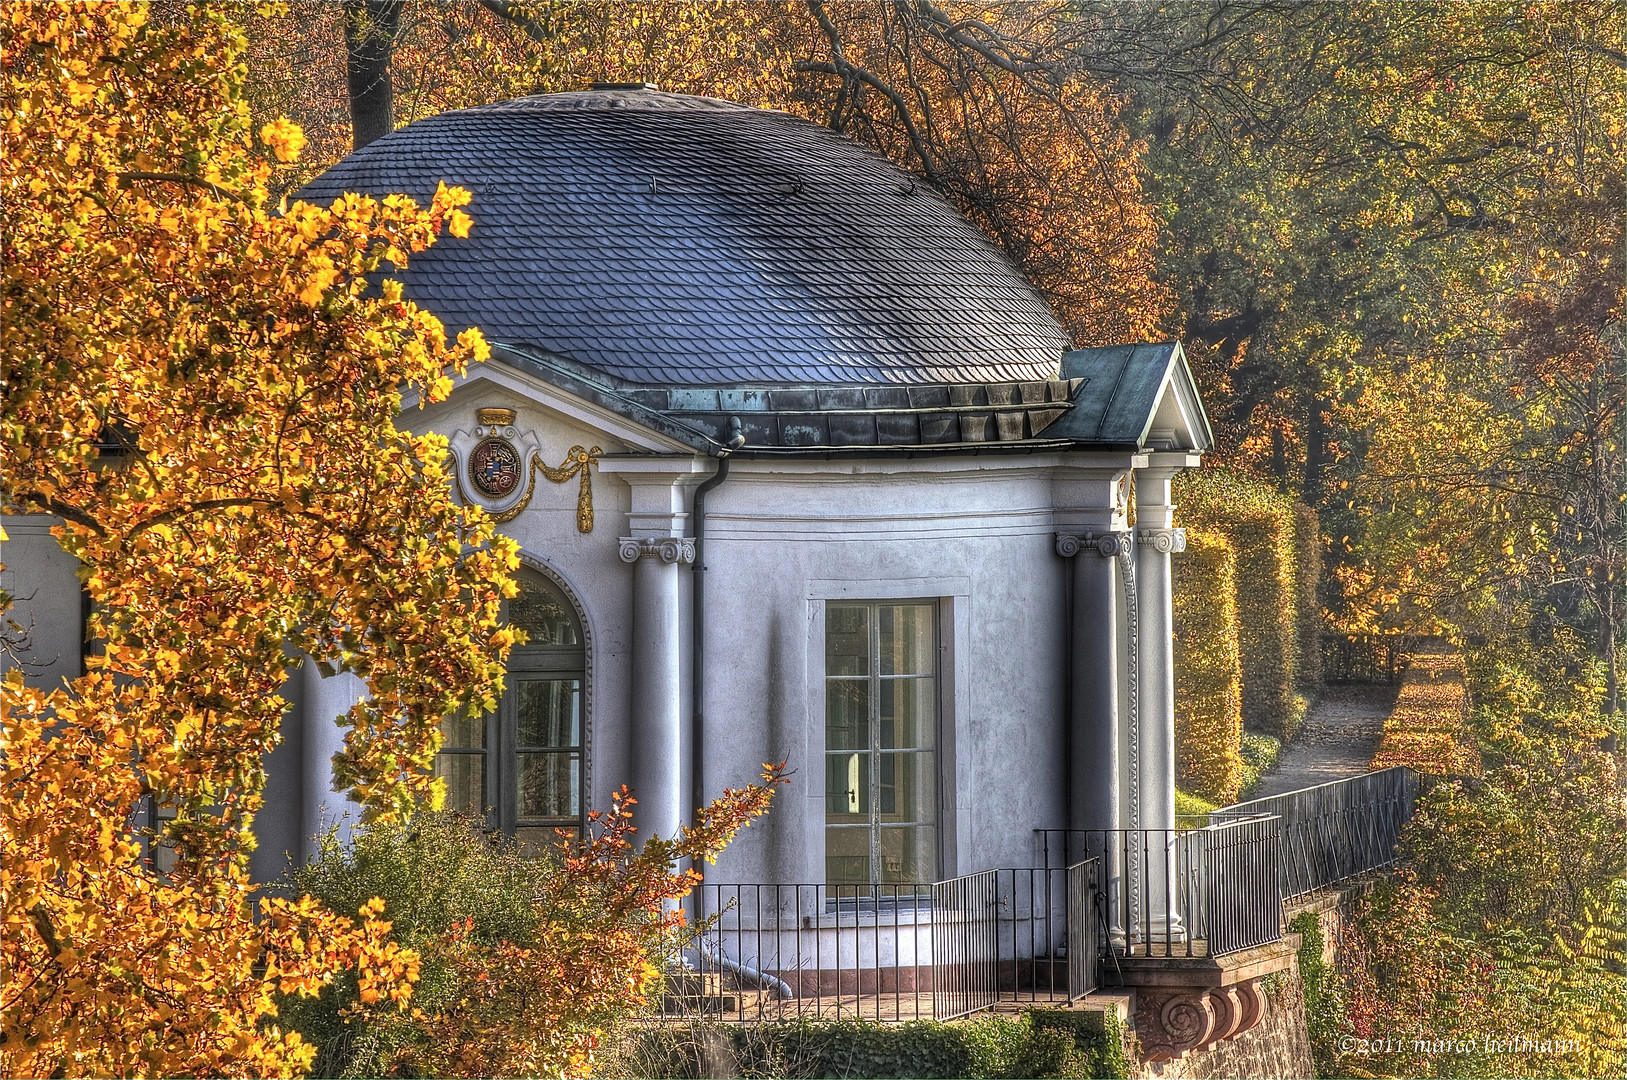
[1249,684,1399,798]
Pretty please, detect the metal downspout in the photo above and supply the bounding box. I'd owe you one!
[690,417,744,834]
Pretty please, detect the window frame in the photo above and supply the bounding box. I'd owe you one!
[435,570,587,844]
[823,599,943,890]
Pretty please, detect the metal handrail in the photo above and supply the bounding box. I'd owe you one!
[1065,857,1101,1001]
[1035,821,1284,958]
[1212,766,1418,900]
[662,869,1088,1023]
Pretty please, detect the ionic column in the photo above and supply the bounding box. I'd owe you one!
[619,535,695,846]
[1057,529,1132,945]
[1055,531,1132,838]
[1134,454,1198,939]
[1134,521,1185,836]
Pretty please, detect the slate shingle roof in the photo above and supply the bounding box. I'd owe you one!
[298,88,1071,386]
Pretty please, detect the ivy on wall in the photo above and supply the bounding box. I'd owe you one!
[1172,530,1246,803]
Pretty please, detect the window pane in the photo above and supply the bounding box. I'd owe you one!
[517,679,580,748]
[509,575,581,646]
[517,751,579,819]
[824,678,869,751]
[825,751,868,818]
[879,678,935,749]
[878,604,933,676]
[435,752,485,817]
[514,825,574,856]
[439,709,485,750]
[825,825,871,887]
[878,825,937,883]
[879,751,936,823]
[825,605,870,676]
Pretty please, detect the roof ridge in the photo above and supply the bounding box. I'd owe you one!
[472,89,768,114]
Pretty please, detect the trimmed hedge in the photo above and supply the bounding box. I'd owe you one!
[610,1011,1130,1079]
[1174,469,1304,740]
[1175,787,1220,819]
[1370,651,1482,776]
[1171,529,1245,803]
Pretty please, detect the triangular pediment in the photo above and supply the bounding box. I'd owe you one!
[1051,342,1214,451]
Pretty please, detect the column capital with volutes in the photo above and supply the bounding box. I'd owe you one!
[1055,531,1134,559]
[1136,527,1187,555]
[619,536,696,565]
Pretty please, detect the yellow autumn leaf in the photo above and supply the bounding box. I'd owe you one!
[259,118,306,163]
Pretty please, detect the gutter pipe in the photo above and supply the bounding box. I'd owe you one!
[690,416,745,837]
[689,937,796,1000]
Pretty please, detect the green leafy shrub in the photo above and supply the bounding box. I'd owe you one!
[1175,468,1303,740]
[608,1010,1130,1079]
[1030,1008,1132,1079]
[1238,732,1282,799]
[275,768,784,1078]
[1172,529,1246,803]
[1340,647,1627,1080]
[1175,787,1219,820]
[275,813,548,1078]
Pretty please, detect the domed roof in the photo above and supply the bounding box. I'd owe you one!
[298,88,1071,386]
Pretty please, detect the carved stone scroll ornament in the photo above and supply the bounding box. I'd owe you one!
[1133,979,1270,1063]
[1137,990,1216,1063]
[1054,531,1133,559]
[1137,526,1188,554]
[618,537,696,565]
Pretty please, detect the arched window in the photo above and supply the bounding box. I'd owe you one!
[435,569,586,848]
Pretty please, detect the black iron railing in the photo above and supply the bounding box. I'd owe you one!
[1211,766,1418,901]
[661,864,1100,1022]
[1040,818,1284,959]
[930,869,999,1020]
[1066,858,1100,1001]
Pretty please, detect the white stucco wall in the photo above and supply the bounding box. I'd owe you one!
[697,456,1074,884]
[0,515,83,688]
[397,373,1141,887]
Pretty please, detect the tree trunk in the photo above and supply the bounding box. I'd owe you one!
[1303,396,1327,506]
[344,0,402,151]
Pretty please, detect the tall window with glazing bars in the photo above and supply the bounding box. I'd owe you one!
[435,570,585,851]
[824,601,939,890]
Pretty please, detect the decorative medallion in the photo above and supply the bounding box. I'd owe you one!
[469,437,523,498]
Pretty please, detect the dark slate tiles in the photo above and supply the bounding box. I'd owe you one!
[298,90,1070,386]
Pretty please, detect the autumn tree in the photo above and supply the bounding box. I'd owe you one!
[2,4,498,1075]
[1,6,789,1076]
[1068,2,1623,691]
